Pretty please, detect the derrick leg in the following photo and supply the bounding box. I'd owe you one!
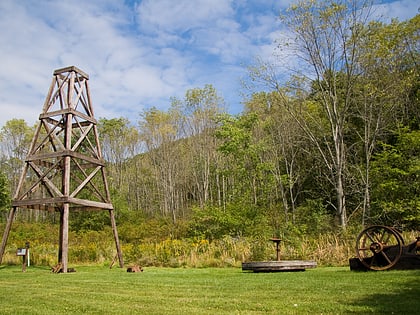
[0,207,17,264]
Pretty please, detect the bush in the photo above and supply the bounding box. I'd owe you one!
[3,221,416,268]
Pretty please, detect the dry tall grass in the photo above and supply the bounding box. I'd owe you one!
[2,223,417,268]
[2,234,356,268]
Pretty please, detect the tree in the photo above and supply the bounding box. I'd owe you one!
[244,92,312,224]
[216,111,273,207]
[138,106,184,222]
[0,119,33,190]
[370,129,420,229]
[0,171,10,219]
[181,84,225,208]
[98,117,140,195]
[273,0,375,228]
[350,14,420,224]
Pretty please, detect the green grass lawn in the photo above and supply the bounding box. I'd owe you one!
[0,265,419,314]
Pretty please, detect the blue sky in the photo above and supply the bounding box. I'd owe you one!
[0,0,418,127]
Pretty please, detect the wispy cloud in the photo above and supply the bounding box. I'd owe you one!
[0,0,417,128]
[136,0,234,33]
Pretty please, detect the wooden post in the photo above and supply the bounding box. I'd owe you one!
[58,208,63,264]
[60,204,69,273]
[270,238,282,261]
[109,209,124,267]
[58,73,72,273]
[0,207,17,264]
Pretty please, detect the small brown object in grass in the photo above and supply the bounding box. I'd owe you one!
[127,265,143,272]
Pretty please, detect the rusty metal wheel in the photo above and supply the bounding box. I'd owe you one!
[356,225,403,271]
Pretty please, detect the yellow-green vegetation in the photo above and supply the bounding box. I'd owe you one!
[0,4,419,260]
[0,266,419,314]
[0,223,349,268]
[2,222,418,269]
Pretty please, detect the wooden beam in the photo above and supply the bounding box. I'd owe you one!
[74,82,92,116]
[12,197,68,207]
[0,207,17,264]
[26,150,105,167]
[33,118,65,153]
[71,124,93,151]
[54,66,89,80]
[14,159,61,201]
[67,197,113,210]
[71,159,106,201]
[85,80,94,118]
[242,260,317,272]
[39,108,97,124]
[28,161,63,197]
[59,204,69,273]
[42,76,57,113]
[12,197,113,210]
[110,209,124,268]
[12,204,58,211]
[70,166,102,198]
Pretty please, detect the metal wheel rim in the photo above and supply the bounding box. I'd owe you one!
[355,225,403,271]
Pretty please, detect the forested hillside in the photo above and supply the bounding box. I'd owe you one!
[0,1,418,266]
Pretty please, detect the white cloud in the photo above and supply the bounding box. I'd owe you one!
[373,0,419,22]
[0,0,417,129]
[0,0,188,126]
[136,0,234,34]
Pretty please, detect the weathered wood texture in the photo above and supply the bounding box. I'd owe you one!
[242,260,317,272]
[0,66,124,271]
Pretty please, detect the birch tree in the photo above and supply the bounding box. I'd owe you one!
[279,0,374,228]
[0,119,33,191]
[139,107,183,222]
[98,117,140,188]
[181,85,224,208]
[353,15,420,224]
[245,92,310,224]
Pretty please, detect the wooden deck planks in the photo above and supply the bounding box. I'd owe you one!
[242,260,317,272]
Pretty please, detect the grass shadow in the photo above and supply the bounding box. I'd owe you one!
[347,270,420,313]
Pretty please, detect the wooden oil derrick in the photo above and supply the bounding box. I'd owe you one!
[0,66,124,272]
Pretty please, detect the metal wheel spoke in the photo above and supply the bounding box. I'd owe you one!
[365,232,376,243]
[358,246,370,251]
[380,251,393,265]
[355,225,403,271]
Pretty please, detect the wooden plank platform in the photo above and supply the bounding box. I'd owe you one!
[242,260,317,272]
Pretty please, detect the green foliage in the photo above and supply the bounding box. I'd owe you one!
[0,118,33,155]
[0,171,10,214]
[118,215,189,244]
[187,203,268,240]
[357,15,420,131]
[293,198,334,235]
[70,211,110,232]
[216,112,258,156]
[370,129,420,228]
[2,220,418,270]
[98,117,139,160]
[0,7,419,256]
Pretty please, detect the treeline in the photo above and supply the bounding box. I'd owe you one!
[1,1,419,245]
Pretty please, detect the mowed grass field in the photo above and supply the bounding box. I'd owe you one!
[0,265,419,314]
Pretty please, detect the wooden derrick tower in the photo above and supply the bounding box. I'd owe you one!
[0,66,123,272]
